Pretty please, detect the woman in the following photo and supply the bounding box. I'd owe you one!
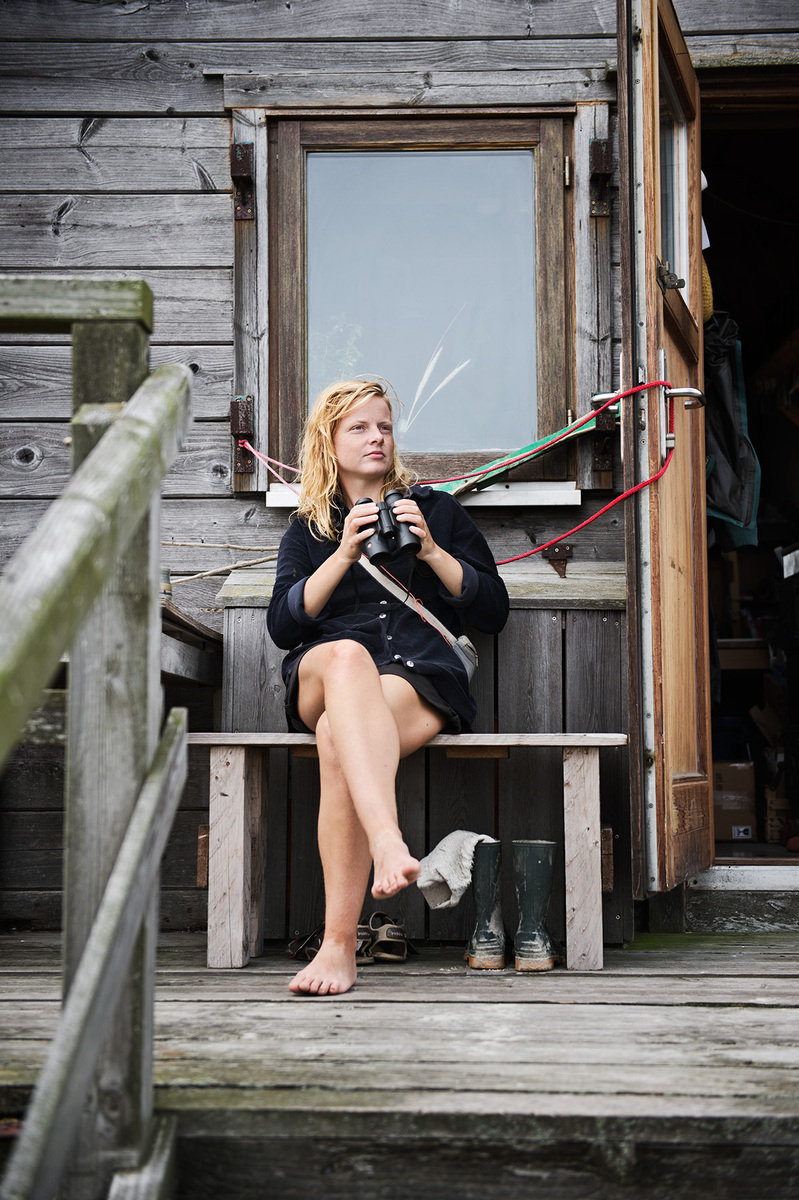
[267,379,509,995]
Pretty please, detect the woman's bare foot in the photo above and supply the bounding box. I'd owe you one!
[288,938,357,996]
[371,831,420,899]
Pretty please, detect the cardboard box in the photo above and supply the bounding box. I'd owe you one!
[765,776,789,844]
[713,761,756,842]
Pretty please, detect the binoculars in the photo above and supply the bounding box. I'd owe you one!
[355,490,421,566]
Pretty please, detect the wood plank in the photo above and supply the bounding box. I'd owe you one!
[427,630,495,941]
[0,117,231,192]
[0,344,233,421]
[1,498,284,575]
[0,194,233,270]
[0,39,618,115]
[0,888,208,933]
[288,755,325,938]
[207,746,264,968]
[0,270,232,346]
[563,746,603,970]
[573,102,614,491]
[214,562,629,610]
[187,732,628,748]
[2,1,793,40]
[0,2,621,39]
[58,327,162,1197]
[160,633,222,687]
[0,275,152,334]
[107,1116,177,1200]
[0,420,233,501]
[225,69,615,109]
[231,108,270,492]
[0,744,65,814]
[271,119,303,469]
[565,609,631,942]
[213,562,629,613]
[686,32,799,68]
[13,963,799,1008]
[1,710,188,1200]
[0,364,191,771]
[497,610,566,943]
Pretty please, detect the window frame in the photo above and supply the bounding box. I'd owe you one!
[267,114,570,481]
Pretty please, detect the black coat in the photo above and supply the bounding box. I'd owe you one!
[266,485,510,728]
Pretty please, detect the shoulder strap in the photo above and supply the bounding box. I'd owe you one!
[357,557,458,648]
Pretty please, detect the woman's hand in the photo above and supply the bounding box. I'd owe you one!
[301,501,378,618]
[338,500,379,564]
[392,496,464,597]
[390,496,436,561]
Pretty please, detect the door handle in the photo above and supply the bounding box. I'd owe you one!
[666,386,705,409]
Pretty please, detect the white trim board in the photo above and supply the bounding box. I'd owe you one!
[264,481,582,508]
[689,865,799,892]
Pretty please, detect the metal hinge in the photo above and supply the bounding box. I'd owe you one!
[564,155,572,188]
[656,257,685,292]
[589,138,612,217]
[230,396,255,474]
[231,143,254,221]
[591,392,617,472]
[542,543,573,578]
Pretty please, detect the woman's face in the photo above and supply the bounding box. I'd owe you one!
[332,395,395,496]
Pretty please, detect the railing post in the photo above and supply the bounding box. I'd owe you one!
[61,308,161,1199]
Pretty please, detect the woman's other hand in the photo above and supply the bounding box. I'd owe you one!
[338,500,379,563]
[390,496,437,562]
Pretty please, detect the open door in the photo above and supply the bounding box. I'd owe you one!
[618,0,714,894]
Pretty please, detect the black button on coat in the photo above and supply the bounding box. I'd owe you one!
[266,485,510,729]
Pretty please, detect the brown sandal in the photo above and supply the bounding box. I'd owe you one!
[368,911,416,961]
[288,922,375,964]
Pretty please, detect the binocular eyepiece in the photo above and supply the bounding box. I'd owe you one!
[355,490,421,566]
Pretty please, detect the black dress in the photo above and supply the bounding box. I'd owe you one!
[266,485,510,730]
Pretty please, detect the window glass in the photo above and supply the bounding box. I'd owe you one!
[306,150,536,453]
[659,60,689,297]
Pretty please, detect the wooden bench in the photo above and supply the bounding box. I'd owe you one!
[186,731,627,974]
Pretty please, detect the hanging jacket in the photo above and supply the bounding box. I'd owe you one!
[704,311,760,546]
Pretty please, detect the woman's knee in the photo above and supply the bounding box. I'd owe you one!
[325,639,375,674]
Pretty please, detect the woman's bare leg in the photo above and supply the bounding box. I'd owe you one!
[296,641,443,896]
[288,645,444,995]
[287,719,371,996]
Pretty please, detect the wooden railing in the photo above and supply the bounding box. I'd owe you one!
[0,277,192,1200]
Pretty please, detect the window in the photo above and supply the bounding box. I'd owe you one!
[268,117,568,480]
[659,57,689,299]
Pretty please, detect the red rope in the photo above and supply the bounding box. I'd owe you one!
[496,390,675,564]
[238,381,677,567]
[421,380,669,487]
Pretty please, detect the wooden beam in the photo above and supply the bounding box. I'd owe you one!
[0,709,188,1200]
[207,746,264,968]
[107,1116,177,1200]
[0,276,153,334]
[160,632,222,687]
[563,746,604,970]
[0,363,192,771]
[188,731,628,749]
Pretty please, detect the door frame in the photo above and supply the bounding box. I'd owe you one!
[618,0,712,897]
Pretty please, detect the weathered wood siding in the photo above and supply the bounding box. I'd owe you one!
[1,0,794,939]
[1,0,791,609]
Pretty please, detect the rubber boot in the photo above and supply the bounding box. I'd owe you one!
[512,840,556,972]
[464,839,505,969]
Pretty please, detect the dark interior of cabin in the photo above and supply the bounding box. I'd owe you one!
[701,88,799,862]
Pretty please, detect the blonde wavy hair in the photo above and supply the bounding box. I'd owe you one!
[297,379,414,541]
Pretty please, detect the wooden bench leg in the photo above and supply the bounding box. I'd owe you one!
[562,746,603,971]
[208,746,264,968]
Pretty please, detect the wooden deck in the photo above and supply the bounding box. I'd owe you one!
[2,931,799,1198]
